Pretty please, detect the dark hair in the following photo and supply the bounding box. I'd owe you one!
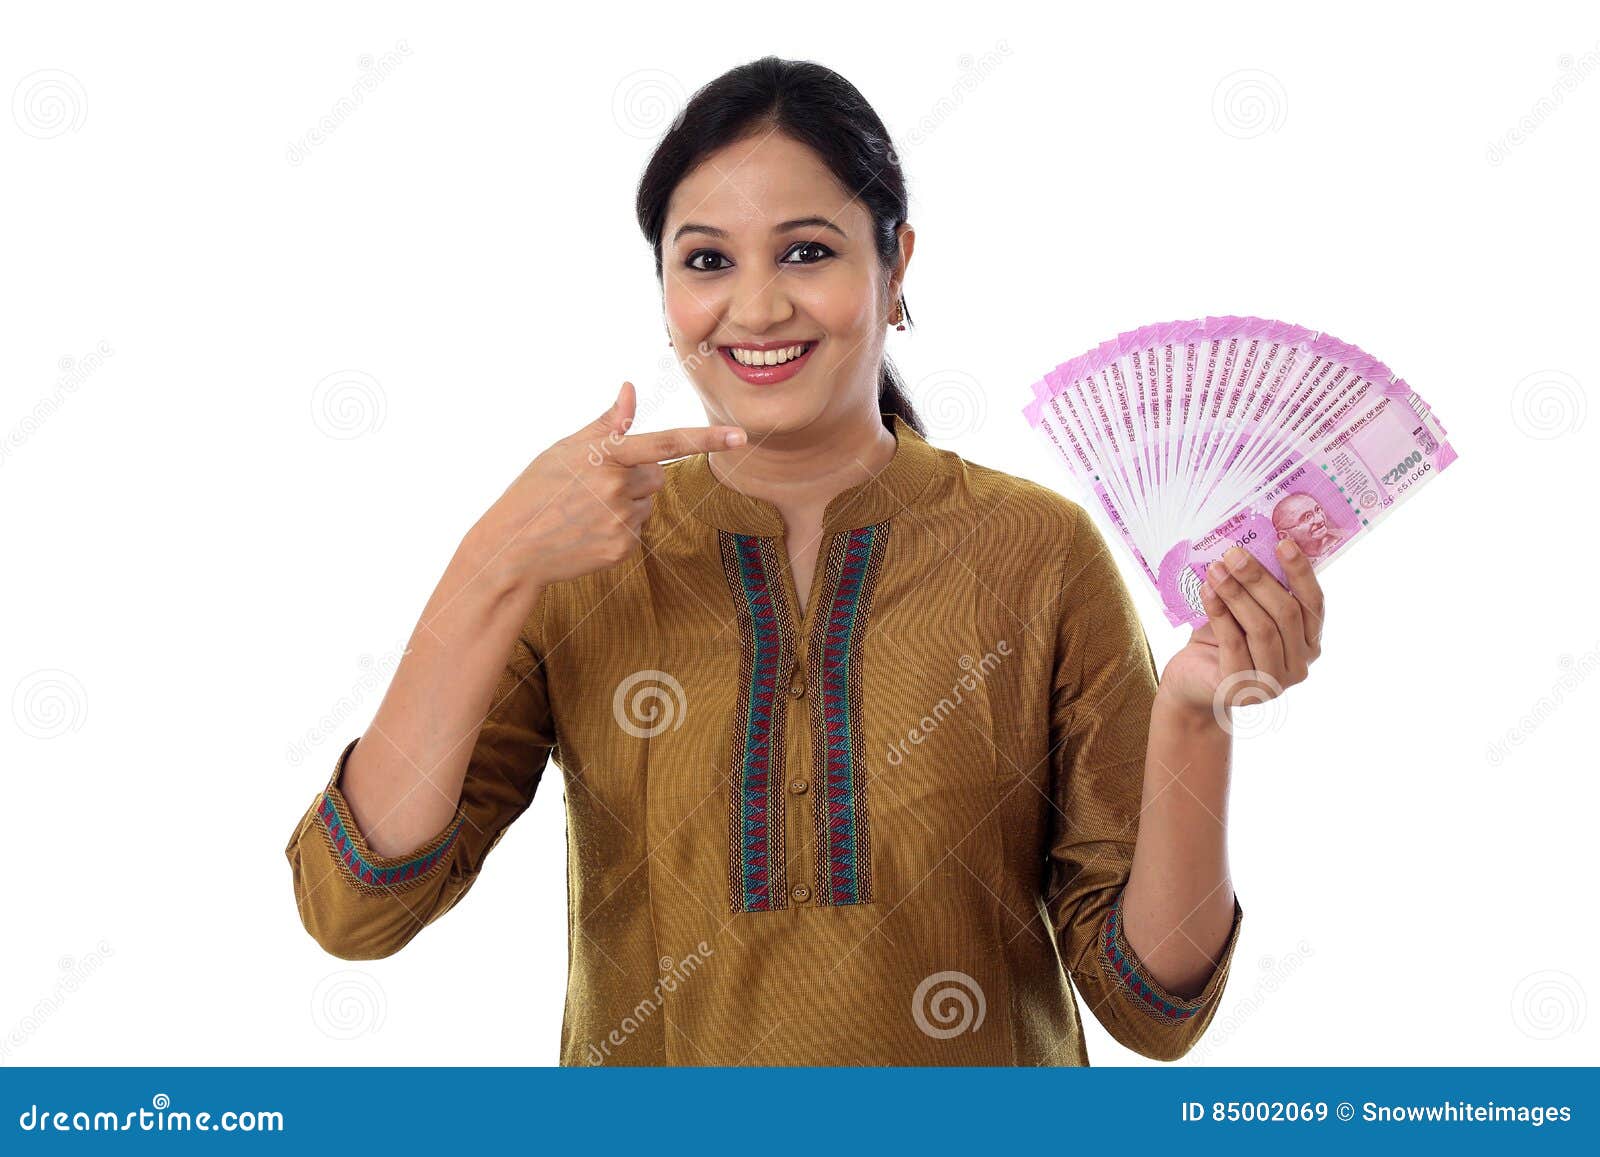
[635,56,924,437]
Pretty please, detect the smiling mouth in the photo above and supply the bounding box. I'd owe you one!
[718,340,820,384]
[720,341,818,367]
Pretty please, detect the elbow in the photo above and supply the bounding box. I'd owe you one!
[293,902,416,961]
[1129,1027,1208,1063]
[286,849,424,961]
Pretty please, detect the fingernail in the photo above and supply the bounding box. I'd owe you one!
[1224,547,1248,570]
[1276,538,1299,559]
[1208,562,1229,583]
[1200,582,1213,600]
[724,429,746,447]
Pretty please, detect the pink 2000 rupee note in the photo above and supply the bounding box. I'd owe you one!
[1023,317,1457,627]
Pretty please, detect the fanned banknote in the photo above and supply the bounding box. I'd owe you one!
[1022,316,1458,627]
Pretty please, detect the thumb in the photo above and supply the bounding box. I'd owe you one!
[587,380,636,439]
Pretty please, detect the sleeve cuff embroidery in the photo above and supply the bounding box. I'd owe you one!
[1098,887,1241,1025]
[315,739,465,892]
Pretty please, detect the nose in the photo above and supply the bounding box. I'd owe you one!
[725,270,794,334]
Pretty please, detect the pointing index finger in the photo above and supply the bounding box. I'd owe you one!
[606,425,747,467]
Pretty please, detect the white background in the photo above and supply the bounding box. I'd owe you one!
[3,0,1595,1067]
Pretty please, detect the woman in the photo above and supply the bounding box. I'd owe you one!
[285,56,1325,1066]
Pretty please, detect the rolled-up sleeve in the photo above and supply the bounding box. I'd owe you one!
[284,616,557,960]
[1044,503,1243,1061]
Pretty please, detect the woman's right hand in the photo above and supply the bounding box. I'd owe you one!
[471,380,747,591]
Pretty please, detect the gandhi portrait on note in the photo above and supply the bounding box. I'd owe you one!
[1271,493,1347,560]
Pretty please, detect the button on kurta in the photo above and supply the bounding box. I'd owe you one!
[789,778,809,795]
[791,884,812,903]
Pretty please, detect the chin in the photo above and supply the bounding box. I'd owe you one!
[710,391,829,435]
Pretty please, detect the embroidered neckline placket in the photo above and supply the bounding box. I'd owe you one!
[719,520,891,913]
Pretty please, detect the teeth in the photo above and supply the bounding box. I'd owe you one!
[729,343,808,367]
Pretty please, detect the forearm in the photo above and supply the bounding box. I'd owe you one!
[1121,689,1238,999]
[339,517,546,857]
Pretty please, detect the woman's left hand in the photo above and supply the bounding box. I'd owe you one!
[1157,538,1326,719]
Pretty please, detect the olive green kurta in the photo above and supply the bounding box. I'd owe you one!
[285,413,1243,1065]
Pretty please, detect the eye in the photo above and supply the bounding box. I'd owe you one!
[685,249,731,272]
[782,241,834,264]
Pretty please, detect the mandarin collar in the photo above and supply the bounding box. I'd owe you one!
[675,413,942,537]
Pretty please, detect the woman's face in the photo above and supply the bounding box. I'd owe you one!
[661,130,912,438]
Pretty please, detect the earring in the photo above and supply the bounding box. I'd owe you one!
[891,297,906,331]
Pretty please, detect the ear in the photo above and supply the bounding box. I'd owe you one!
[891,222,916,294]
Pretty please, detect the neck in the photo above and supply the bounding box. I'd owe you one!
[706,407,898,523]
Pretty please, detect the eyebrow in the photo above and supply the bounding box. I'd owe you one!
[670,216,848,244]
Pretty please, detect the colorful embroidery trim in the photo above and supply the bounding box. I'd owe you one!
[720,532,794,912]
[317,791,462,889]
[1099,890,1210,1024]
[807,522,890,906]
[719,524,889,913]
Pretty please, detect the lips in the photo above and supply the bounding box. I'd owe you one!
[719,341,818,386]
